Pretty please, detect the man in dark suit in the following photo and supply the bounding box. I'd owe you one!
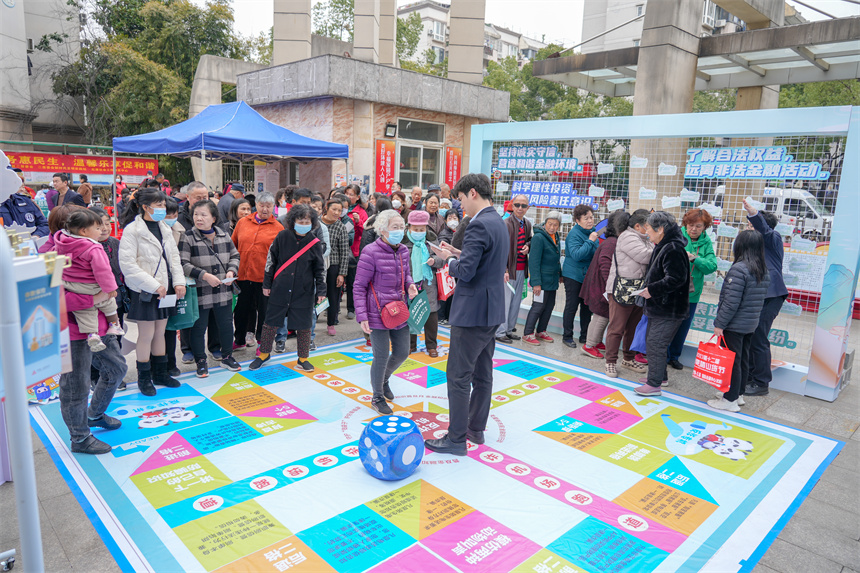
[425,173,509,456]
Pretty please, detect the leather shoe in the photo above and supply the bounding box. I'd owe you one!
[428,348,439,358]
[668,359,684,370]
[562,339,577,349]
[507,333,521,341]
[424,436,467,456]
[466,429,485,444]
[495,335,513,344]
[745,382,769,396]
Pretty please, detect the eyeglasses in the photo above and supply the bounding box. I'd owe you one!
[513,203,529,209]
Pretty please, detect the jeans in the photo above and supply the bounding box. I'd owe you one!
[60,336,127,443]
[605,296,643,364]
[524,290,557,336]
[234,280,268,344]
[191,304,234,361]
[496,270,525,337]
[667,302,698,361]
[748,295,786,387]
[369,326,411,401]
[275,316,290,343]
[326,265,342,327]
[722,329,753,402]
[645,317,683,388]
[562,277,591,342]
[446,325,497,444]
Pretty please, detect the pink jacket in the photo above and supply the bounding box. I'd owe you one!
[53,230,118,294]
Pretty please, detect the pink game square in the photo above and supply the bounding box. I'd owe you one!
[572,401,641,433]
[422,511,539,572]
[553,377,616,402]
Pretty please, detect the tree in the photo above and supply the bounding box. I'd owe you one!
[396,13,423,62]
[313,0,354,42]
[779,80,860,108]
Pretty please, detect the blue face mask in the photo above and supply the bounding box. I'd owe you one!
[387,230,404,245]
[294,223,312,235]
[163,218,177,227]
[151,207,166,221]
[438,208,448,218]
[408,230,426,243]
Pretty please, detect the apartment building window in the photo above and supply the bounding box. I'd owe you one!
[702,0,717,28]
[431,46,446,64]
[633,39,640,47]
[636,4,645,16]
[432,20,446,42]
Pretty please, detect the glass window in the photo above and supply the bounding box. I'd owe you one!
[783,198,807,218]
[398,119,444,143]
[636,4,645,16]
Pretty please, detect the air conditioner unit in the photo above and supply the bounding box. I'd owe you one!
[715,19,727,27]
[427,28,434,36]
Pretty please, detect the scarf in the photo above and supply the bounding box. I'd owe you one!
[408,232,434,284]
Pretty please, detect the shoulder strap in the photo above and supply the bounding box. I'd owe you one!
[274,237,319,280]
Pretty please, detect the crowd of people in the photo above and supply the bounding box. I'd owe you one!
[12,168,786,455]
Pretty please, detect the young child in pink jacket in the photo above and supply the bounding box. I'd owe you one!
[54,209,123,351]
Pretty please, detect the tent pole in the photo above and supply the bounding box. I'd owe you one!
[239,158,243,191]
[346,158,350,187]
[202,148,207,190]
[112,150,117,228]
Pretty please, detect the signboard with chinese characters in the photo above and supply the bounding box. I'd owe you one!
[444,147,461,189]
[684,147,829,180]
[498,146,584,172]
[690,302,797,349]
[510,181,599,209]
[375,139,396,194]
[7,152,158,184]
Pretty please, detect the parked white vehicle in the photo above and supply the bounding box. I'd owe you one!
[712,185,834,240]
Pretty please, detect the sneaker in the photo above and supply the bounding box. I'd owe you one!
[537,332,554,343]
[621,359,647,373]
[117,381,127,392]
[346,311,356,320]
[274,340,286,354]
[88,415,121,430]
[295,359,314,372]
[744,382,769,396]
[106,323,124,336]
[249,355,270,370]
[596,342,606,351]
[707,397,740,412]
[211,349,223,361]
[245,332,256,347]
[581,345,604,359]
[181,352,194,364]
[327,325,336,336]
[523,335,541,345]
[604,362,618,378]
[309,342,317,352]
[221,356,242,372]
[196,359,209,378]
[714,391,745,406]
[634,383,662,397]
[578,337,587,345]
[507,333,522,341]
[562,339,577,349]
[233,342,245,351]
[71,434,112,455]
[635,353,648,364]
[87,333,106,353]
[668,359,683,370]
[168,367,181,377]
[661,379,669,387]
[383,382,394,401]
[371,398,393,415]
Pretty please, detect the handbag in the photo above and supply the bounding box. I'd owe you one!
[166,285,199,330]
[436,264,456,301]
[370,250,410,329]
[692,335,735,392]
[612,250,645,307]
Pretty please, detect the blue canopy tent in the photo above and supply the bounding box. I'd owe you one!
[112,100,349,188]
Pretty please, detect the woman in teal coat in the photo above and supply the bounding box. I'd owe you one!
[667,208,719,369]
[561,204,599,348]
[523,212,562,345]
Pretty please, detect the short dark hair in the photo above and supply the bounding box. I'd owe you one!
[65,208,103,235]
[165,196,179,215]
[53,173,69,183]
[88,205,108,219]
[229,198,251,226]
[191,199,218,220]
[607,210,629,239]
[375,197,393,213]
[453,173,492,201]
[293,187,313,203]
[345,184,361,197]
[761,210,778,230]
[285,203,318,231]
[80,174,88,182]
[628,208,650,228]
[311,194,323,204]
[155,173,165,179]
[573,204,593,222]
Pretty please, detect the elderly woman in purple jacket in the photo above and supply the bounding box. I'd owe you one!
[354,210,419,415]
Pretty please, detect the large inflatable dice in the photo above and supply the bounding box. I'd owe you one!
[359,415,424,481]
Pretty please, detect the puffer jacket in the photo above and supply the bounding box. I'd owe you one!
[353,238,416,331]
[714,261,770,333]
[563,224,598,282]
[683,227,718,303]
[528,226,562,291]
[582,236,616,318]
[643,223,690,321]
[606,227,653,294]
[119,215,185,294]
[54,231,117,293]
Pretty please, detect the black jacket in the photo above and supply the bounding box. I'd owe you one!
[263,228,326,316]
[748,212,787,299]
[644,223,691,321]
[714,261,770,333]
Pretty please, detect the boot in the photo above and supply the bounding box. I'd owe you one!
[152,355,181,388]
[136,360,156,397]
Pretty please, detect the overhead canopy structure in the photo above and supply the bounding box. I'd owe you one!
[112,100,349,163]
[533,18,860,96]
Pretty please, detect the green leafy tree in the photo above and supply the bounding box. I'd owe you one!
[90,0,153,38]
[313,0,354,42]
[779,80,860,108]
[396,13,423,62]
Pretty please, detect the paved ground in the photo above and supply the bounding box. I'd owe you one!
[2,312,858,573]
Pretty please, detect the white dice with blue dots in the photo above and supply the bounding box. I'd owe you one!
[358,415,424,481]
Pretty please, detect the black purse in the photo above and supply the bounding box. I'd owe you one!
[612,250,645,307]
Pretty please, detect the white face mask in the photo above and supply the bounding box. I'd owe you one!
[447,220,458,230]
[392,200,402,209]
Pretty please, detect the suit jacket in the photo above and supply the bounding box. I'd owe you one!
[448,206,509,328]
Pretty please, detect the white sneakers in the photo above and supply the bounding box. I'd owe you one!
[707,397,740,412]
